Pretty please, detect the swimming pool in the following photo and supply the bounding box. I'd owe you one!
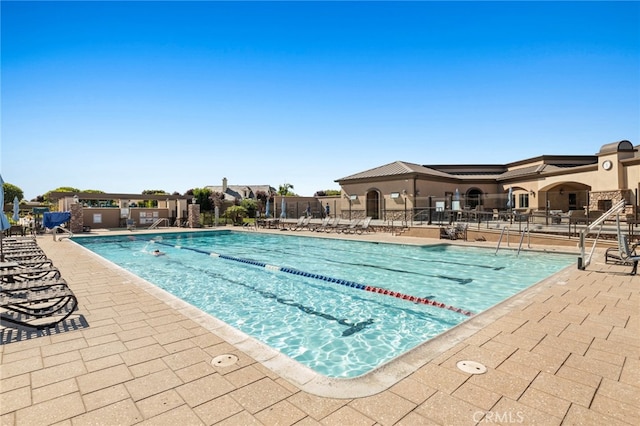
[74,231,574,378]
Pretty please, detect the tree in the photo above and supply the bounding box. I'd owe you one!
[2,182,24,204]
[224,205,248,225]
[142,190,168,195]
[255,190,270,204]
[278,183,295,196]
[240,198,258,218]
[315,189,341,196]
[191,187,213,211]
[51,186,81,192]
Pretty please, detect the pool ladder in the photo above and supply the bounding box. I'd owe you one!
[495,227,530,255]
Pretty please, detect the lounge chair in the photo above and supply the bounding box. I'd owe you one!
[309,216,331,232]
[440,225,467,241]
[440,226,457,240]
[343,217,372,234]
[291,216,311,231]
[1,265,62,283]
[617,234,640,275]
[324,218,342,233]
[1,283,78,329]
[287,216,304,230]
[605,247,625,264]
[2,258,55,269]
[454,223,468,240]
[338,219,362,234]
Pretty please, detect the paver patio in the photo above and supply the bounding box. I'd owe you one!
[1,229,638,425]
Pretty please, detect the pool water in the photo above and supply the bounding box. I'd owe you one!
[74,231,574,378]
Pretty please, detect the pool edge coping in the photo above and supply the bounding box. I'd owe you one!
[67,234,577,398]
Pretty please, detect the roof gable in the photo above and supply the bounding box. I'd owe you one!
[337,161,451,181]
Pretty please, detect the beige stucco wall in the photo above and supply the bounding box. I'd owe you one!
[338,144,639,221]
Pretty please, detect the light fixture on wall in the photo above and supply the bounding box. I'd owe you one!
[559,188,564,195]
[530,190,536,197]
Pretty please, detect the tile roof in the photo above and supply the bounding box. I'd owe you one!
[337,161,452,181]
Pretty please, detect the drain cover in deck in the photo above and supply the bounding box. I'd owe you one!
[456,360,487,374]
[211,354,238,367]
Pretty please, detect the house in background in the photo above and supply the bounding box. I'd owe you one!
[205,177,276,203]
[335,140,640,222]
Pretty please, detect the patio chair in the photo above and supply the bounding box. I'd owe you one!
[291,216,311,231]
[287,216,304,230]
[4,252,49,262]
[344,217,372,235]
[3,258,55,269]
[309,216,331,232]
[453,223,468,240]
[324,217,342,233]
[439,226,457,240]
[605,247,624,264]
[618,234,639,275]
[126,219,136,231]
[1,265,62,283]
[1,282,78,329]
[338,218,362,234]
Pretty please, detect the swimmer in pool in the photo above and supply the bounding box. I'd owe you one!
[153,249,165,256]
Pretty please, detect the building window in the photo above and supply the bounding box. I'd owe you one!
[519,194,529,208]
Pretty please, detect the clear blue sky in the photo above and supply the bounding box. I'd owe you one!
[2,1,638,200]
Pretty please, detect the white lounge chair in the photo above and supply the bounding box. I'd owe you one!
[309,216,331,232]
[338,218,361,234]
[292,216,311,231]
[324,217,342,233]
[344,217,372,234]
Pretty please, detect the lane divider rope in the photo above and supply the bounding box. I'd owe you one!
[149,239,474,316]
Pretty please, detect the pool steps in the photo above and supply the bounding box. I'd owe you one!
[154,240,474,317]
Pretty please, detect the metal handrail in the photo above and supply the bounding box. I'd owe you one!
[52,226,73,241]
[578,199,626,270]
[495,227,509,254]
[148,218,170,229]
[517,227,530,256]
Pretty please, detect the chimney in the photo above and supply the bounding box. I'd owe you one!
[222,177,228,192]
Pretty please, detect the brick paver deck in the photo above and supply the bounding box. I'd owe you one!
[1,229,638,425]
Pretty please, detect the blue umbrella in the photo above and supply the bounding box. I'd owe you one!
[1,174,12,260]
[280,197,286,219]
[265,199,271,218]
[13,196,20,222]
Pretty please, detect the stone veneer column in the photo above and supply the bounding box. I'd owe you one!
[188,204,200,228]
[69,203,83,233]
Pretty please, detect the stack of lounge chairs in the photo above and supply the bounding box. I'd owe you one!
[1,236,79,329]
[440,223,468,241]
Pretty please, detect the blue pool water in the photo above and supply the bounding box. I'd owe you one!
[74,231,574,377]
